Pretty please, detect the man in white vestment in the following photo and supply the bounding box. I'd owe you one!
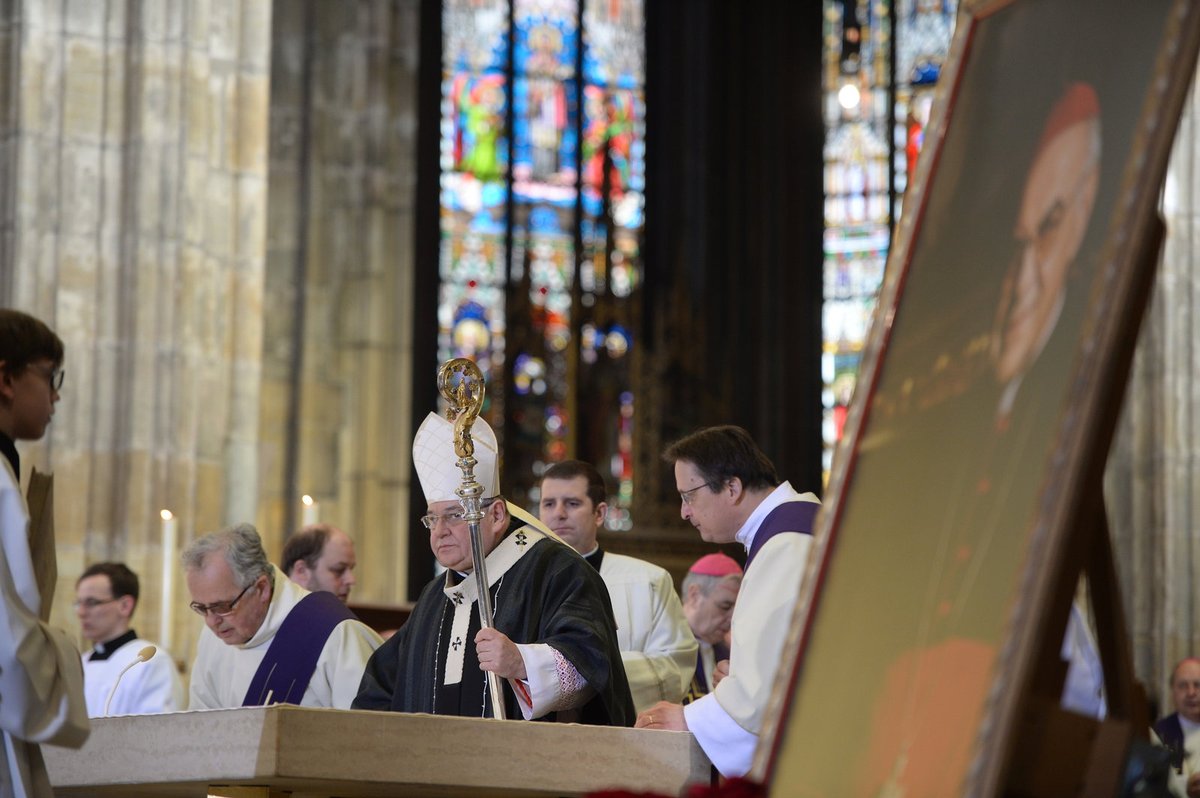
[185,523,382,709]
[680,553,742,704]
[0,309,89,797]
[538,460,695,713]
[281,524,358,603]
[635,425,819,778]
[76,562,183,716]
[1153,658,1200,797]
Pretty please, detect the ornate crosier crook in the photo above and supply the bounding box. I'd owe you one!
[436,358,505,720]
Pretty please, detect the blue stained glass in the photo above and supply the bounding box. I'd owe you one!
[514,2,578,80]
[512,77,580,193]
[439,0,644,518]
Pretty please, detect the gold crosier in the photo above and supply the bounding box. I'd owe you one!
[436,358,506,720]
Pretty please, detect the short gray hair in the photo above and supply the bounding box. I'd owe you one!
[181,522,271,588]
[681,570,742,599]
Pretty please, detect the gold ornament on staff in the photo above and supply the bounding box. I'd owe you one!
[436,357,506,720]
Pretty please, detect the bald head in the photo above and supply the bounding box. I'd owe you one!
[1171,658,1200,723]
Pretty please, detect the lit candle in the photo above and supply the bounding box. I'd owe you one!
[301,494,319,526]
[159,509,177,653]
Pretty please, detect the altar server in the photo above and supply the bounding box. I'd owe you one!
[76,562,183,716]
[0,309,89,796]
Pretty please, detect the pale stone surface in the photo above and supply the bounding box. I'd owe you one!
[0,1,275,673]
[45,706,711,797]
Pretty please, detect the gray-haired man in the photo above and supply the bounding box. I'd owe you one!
[184,523,381,709]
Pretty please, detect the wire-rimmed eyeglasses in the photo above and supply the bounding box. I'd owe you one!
[679,482,717,506]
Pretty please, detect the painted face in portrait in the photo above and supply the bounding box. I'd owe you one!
[991,84,1101,386]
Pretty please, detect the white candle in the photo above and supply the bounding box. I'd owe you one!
[159,509,177,653]
[301,494,319,526]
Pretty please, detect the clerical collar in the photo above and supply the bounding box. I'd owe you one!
[735,482,799,550]
[582,547,605,573]
[0,431,18,483]
[89,629,138,661]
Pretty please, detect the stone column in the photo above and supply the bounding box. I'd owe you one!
[261,0,420,604]
[1106,60,1200,708]
[0,0,272,670]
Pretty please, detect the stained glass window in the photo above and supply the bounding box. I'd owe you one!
[821,0,957,476]
[440,0,645,523]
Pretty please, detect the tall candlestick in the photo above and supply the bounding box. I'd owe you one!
[159,509,177,654]
[301,494,319,526]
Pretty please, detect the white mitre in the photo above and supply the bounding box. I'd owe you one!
[412,411,500,503]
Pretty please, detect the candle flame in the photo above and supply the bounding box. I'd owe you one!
[301,495,315,507]
[160,509,173,521]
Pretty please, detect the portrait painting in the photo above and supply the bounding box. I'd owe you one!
[760,0,1200,795]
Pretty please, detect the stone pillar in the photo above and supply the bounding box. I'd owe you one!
[1106,61,1200,708]
[261,0,420,604]
[0,0,273,670]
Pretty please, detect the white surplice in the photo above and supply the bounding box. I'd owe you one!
[0,458,89,798]
[82,637,183,717]
[189,566,382,710]
[683,481,817,777]
[597,551,696,713]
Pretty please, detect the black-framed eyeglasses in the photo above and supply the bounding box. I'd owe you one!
[31,364,65,392]
[679,482,718,506]
[189,581,255,618]
[72,596,119,611]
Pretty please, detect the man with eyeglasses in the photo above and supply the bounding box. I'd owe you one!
[537,459,695,714]
[75,562,183,716]
[634,425,819,778]
[354,412,634,725]
[184,523,382,709]
[0,308,89,796]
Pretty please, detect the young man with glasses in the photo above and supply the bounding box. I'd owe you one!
[0,308,89,796]
[184,523,382,709]
[76,562,183,716]
[634,425,819,778]
[354,412,634,726]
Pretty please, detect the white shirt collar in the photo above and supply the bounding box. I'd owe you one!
[735,481,800,551]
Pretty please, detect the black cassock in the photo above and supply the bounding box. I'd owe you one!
[354,526,634,726]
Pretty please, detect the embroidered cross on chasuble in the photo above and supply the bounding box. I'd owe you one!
[433,526,544,717]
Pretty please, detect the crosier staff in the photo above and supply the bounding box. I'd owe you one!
[436,357,505,720]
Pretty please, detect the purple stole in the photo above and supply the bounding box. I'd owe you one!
[1155,713,1187,773]
[744,499,819,571]
[242,590,355,707]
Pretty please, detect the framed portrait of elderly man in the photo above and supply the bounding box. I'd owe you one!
[758,0,1200,795]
